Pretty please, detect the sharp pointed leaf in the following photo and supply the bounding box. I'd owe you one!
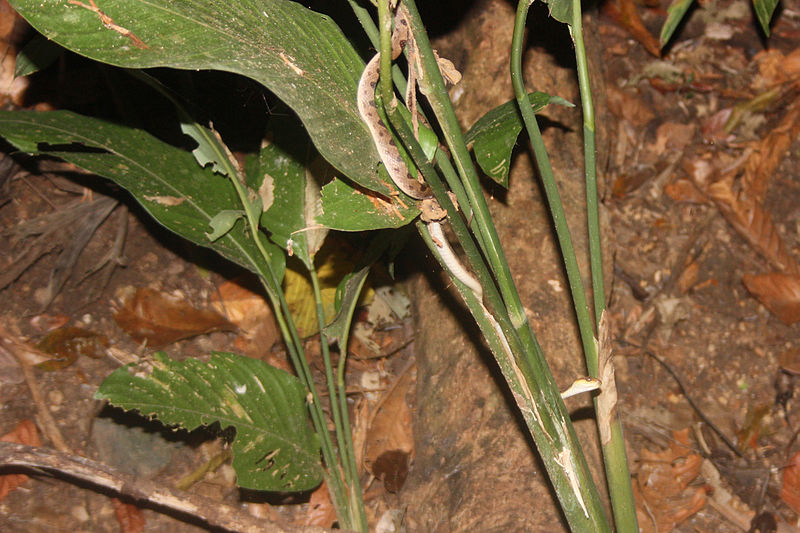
[465,92,572,186]
[660,0,695,46]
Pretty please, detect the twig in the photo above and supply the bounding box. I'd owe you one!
[1,327,70,453]
[0,442,342,533]
[624,339,745,459]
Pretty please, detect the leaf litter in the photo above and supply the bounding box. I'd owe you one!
[1,0,800,531]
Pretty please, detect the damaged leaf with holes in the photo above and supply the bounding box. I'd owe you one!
[95,351,322,492]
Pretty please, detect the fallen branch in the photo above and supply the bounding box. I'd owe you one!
[0,442,343,533]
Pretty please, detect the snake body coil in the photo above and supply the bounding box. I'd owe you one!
[356,3,482,300]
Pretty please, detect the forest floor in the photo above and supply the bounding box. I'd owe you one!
[1,0,800,531]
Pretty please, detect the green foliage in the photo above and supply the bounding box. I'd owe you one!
[14,34,63,77]
[317,176,420,231]
[661,0,780,45]
[0,110,285,285]
[95,352,322,491]
[7,0,383,193]
[753,0,780,36]
[465,92,572,187]
[660,0,695,46]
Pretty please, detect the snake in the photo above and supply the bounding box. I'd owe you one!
[356,3,431,200]
[357,2,483,299]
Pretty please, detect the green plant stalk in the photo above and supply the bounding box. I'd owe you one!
[398,0,556,402]
[220,169,351,525]
[161,84,354,523]
[510,0,596,377]
[416,215,610,532]
[309,268,367,532]
[332,270,371,532]
[570,0,638,530]
[400,0,527,330]
[377,4,609,529]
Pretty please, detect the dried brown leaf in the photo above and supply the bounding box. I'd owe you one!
[707,180,800,274]
[601,0,661,57]
[754,49,800,89]
[743,272,800,324]
[365,365,415,493]
[209,277,280,359]
[778,348,800,375]
[742,102,800,202]
[664,178,708,204]
[653,122,695,153]
[111,498,145,533]
[35,326,108,371]
[303,481,336,528]
[701,107,734,142]
[114,287,235,348]
[596,311,617,445]
[635,428,705,533]
[0,420,41,501]
[783,450,800,515]
[606,85,655,127]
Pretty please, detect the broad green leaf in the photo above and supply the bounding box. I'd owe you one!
[0,110,285,287]
[8,0,390,195]
[254,115,328,269]
[465,92,572,186]
[660,0,695,46]
[753,0,779,36]
[542,0,572,25]
[95,351,322,492]
[317,177,420,231]
[15,34,64,78]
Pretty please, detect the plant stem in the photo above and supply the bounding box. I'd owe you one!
[378,2,611,529]
[221,167,351,526]
[309,268,367,532]
[509,0,596,375]
[569,0,638,529]
[400,1,528,330]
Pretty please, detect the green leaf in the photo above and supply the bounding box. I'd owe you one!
[95,352,322,492]
[317,176,420,231]
[15,34,64,78]
[207,210,244,241]
[542,0,572,25]
[0,110,285,288]
[660,0,695,46]
[753,0,779,36]
[465,92,572,186]
[254,115,328,268]
[7,0,388,194]
[325,266,370,345]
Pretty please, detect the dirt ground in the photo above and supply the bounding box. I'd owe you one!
[1,0,800,532]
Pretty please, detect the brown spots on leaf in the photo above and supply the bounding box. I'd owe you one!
[68,0,148,49]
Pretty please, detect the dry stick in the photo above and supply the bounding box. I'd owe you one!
[624,340,744,459]
[0,442,342,533]
[2,333,71,453]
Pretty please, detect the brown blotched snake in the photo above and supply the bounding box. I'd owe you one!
[356,2,483,299]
